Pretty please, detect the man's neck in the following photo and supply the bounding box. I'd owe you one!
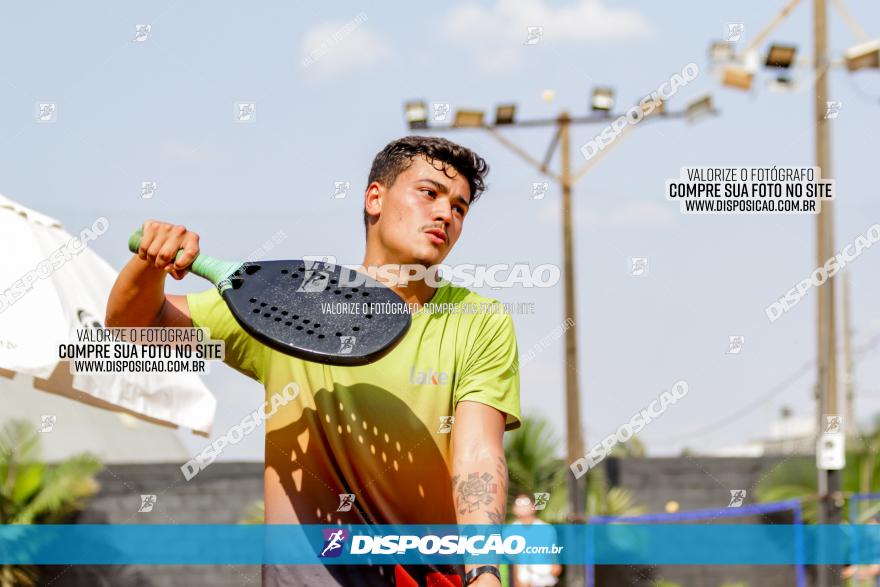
[389,278,438,309]
[358,256,441,309]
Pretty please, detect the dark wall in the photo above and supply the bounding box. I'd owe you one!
[596,456,812,587]
[41,462,263,587]
[43,458,815,587]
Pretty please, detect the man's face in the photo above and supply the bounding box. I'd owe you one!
[512,495,534,519]
[365,155,471,266]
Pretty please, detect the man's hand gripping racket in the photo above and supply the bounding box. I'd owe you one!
[129,223,411,366]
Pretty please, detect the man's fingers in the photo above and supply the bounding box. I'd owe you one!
[137,221,200,276]
[174,236,199,270]
[155,236,182,269]
[146,234,167,266]
[164,263,186,280]
[173,249,195,270]
[138,227,156,260]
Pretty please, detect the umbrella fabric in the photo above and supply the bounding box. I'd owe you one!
[0,193,215,435]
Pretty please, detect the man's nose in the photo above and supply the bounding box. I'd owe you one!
[433,202,452,225]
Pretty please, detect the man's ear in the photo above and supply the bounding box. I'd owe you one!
[364,182,383,219]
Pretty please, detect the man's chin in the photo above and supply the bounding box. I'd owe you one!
[407,248,447,267]
[415,255,447,268]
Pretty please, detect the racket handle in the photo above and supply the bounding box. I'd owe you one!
[128,229,242,288]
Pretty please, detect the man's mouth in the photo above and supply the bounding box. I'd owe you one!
[425,229,447,244]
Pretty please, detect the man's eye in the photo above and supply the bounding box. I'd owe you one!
[421,189,435,197]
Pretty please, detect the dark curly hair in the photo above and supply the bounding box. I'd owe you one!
[363,136,489,233]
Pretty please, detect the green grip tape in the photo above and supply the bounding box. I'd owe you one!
[128,228,243,291]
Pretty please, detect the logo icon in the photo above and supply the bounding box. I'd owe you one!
[298,261,332,293]
[337,494,355,512]
[410,367,449,385]
[824,101,842,120]
[76,309,103,329]
[438,415,455,434]
[319,528,348,558]
[36,103,57,123]
[726,23,745,42]
[338,336,356,355]
[531,182,549,200]
[332,181,351,199]
[141,181,157,199]
[630,257,648,276]
[824,415,842,434]
[728,489,746,508]
[39,415,56,433]
[533,492,550,510]
[133,24,151,42]
[432,103,450,122]
[524,26,543,45]
[727,335,744,354]
[138,494,157,513]
[235,102,256,123]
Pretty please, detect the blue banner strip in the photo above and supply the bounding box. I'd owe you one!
[1,524,877,565]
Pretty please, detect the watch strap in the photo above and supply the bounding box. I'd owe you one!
[464,565,500,585]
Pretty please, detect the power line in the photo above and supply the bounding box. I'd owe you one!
[653,332,880,445]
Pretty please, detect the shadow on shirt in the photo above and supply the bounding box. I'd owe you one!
[264,382,464,586]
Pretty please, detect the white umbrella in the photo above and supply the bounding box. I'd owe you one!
[0,193,215,436]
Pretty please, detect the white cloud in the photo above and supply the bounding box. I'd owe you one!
[300,14,392,79]
[444,0,652,72]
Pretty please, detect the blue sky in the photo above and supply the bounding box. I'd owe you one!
[2,0,880,461]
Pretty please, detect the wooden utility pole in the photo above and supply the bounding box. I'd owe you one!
[843,273,855,439]
[559,112,587,587]
[814,0,842,585]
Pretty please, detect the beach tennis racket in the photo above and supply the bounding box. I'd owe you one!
[128,230,411,366]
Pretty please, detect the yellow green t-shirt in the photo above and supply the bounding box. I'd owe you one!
[186,280,521,528]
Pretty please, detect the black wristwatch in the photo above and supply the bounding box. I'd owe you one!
[464,565,501,585]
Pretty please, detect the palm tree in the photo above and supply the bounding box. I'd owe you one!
[504,416,568,521]
[756,416,880,524]
[240,499,264,524]
[0,419,103,587]
[503,415,646,522]
[586,466,647,519]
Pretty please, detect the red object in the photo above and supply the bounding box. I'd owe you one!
[395,565,463,587]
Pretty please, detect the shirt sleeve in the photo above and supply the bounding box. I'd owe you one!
[186,288,268,383]
[453,311,522,431]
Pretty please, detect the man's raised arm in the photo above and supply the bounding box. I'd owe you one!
[105,220,200,328]
[451,400,508,587]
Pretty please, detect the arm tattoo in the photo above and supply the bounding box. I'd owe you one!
[489,456,509,524]
[452,457,509,524]
[454,472,497,515]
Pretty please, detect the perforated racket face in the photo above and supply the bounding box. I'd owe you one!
[222,260,411,366]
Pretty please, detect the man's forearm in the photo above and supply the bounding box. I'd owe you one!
[452,452,508,584]
[105,255,168,327]
[452,454,508,524]
[106,221,201,328]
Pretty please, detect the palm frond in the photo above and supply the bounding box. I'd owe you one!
[13,454,102,524]
[240,499,265,524]
[0,420,41,464]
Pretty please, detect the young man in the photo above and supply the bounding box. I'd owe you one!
[106,136,522,586]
